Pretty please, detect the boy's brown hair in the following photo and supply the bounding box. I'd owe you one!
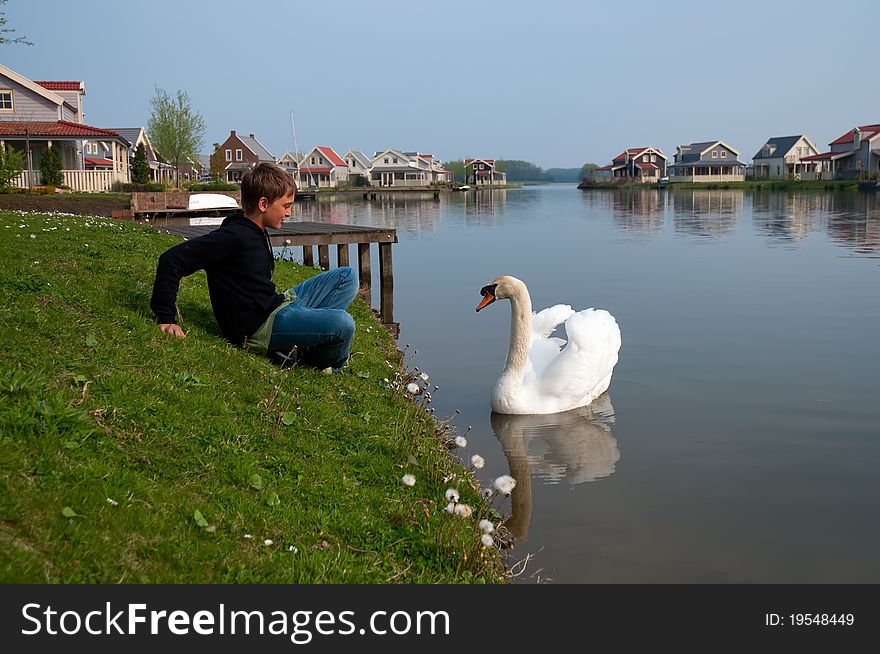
[240,163,297,214]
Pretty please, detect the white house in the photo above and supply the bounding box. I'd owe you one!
[751,135,821,179]
[297,145,348,188]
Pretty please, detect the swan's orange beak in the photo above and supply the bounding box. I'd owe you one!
[476,291,495,312]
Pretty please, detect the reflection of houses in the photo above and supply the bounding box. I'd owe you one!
[751,135,821,179]
[297,145,348,188]
[751,192,826,241]
[0,63,130,191]
[801,123,880,180]
[209,130,275,183]
[671,189,741,236]
[595,147,667,183]
[668,140,746,183]
[609,189,665,233]
[464,158,507,186]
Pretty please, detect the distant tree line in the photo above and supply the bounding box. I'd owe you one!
[442,159,601,183]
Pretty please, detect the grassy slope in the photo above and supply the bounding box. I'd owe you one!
[0,211,505,583]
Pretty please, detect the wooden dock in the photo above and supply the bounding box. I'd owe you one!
[154,221,399,335]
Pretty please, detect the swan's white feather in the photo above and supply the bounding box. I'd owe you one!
[484,276,621,415]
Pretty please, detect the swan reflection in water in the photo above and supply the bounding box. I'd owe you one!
[490,394,619,541]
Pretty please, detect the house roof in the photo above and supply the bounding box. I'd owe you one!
[830,124,880,145]
[753,135,804,160]
[35,81,84,92]
[298,167,333,174]
[801,150,854,161]
[315,146,346,167]
[0,64,66,107]
[635,163,659,170]
[237,134,274,161]
[0,120,127,142]
[343,150,371,168]
[612,147,648,162]
[84,157,112,166]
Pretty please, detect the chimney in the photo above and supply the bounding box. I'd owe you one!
[853,128,861,149]
[230,130,236,137]
[249,133,255,139]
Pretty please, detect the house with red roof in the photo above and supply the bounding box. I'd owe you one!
[0,63,130,190]
[801,124,880,180]
[297,145,348,188]
[595,147,667,183]
[209,130,277,183]
[464,158,507,186]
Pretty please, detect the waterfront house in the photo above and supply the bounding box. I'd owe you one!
[297,145,348,188]
[343,150,372,185]
[111,127,176,183]
[410,153,451,184]
[370,149,424,187]
[276,151,303,178]
[667,140,746,183]
[595,147,667,183]
[209,130,276,182]
[0,63,130,191]
[751,135,821,179]
[464,158,507,186]
[800,124,880,180]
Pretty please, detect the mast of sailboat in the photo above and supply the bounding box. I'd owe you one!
[289,109,316,189]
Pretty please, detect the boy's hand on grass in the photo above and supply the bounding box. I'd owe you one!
[159,323,186,338]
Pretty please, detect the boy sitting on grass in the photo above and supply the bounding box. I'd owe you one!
[150,163,358,370]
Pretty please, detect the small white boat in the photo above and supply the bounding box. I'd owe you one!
[188,193,239,211]
[453,185,472,192]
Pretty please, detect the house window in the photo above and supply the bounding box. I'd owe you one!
[712,151,718,158]
[384,158,389,164]
[0,90,12,111]
[720,151,727,158]
[236,149,243,161]
[651,155,656,162]
[311,157,315,164]
[393,157,398,164]
[225,149,232,161]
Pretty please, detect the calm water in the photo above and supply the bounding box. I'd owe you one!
[292,185,880,583]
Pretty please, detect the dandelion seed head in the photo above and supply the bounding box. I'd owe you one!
[494,475,517,495]
[479,519,495,534]
[401,473,416,487]
[471,454,485,469]
[406,382,420,394]
[481,534,495,548]
[444,488,460,502]
[454,435,468,448]
[264,538,274,546]
[453,504,472,518]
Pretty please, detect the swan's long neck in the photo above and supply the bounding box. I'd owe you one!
[503,284,532,375]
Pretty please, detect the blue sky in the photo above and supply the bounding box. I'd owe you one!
[3,0,878,169]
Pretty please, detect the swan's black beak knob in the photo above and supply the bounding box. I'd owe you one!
[476,284,497,312]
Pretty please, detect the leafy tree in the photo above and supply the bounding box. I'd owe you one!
[39,146,62,186]
[131,143,150,184]
[147,87,205,188]
[580,162,600,180]
[0,0,31,46]
[442,159,466,183]
[0,143,24,189]
[495,160,547,182]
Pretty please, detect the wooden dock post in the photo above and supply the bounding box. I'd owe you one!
[379,241,397,335]
[317,244,330,270]
[303,245,314,267]
[358,242,371,298]
[336,243,349,267]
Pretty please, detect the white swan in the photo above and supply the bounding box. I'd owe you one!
[476,275,621,415]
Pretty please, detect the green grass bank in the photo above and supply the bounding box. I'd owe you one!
[0,210,507,583]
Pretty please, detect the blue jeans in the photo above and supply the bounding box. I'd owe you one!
[268,267,358,369]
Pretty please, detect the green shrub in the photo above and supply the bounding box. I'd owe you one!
[39,146,63,187]
[0,144,24,189]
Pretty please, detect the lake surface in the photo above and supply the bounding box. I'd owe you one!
[292,185,880,583]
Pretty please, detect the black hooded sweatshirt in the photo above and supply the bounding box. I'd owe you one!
[150,211,284,346]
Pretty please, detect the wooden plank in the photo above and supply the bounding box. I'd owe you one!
[336,243,349,267]
[303,245,314,267]
[317,244,330,270]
